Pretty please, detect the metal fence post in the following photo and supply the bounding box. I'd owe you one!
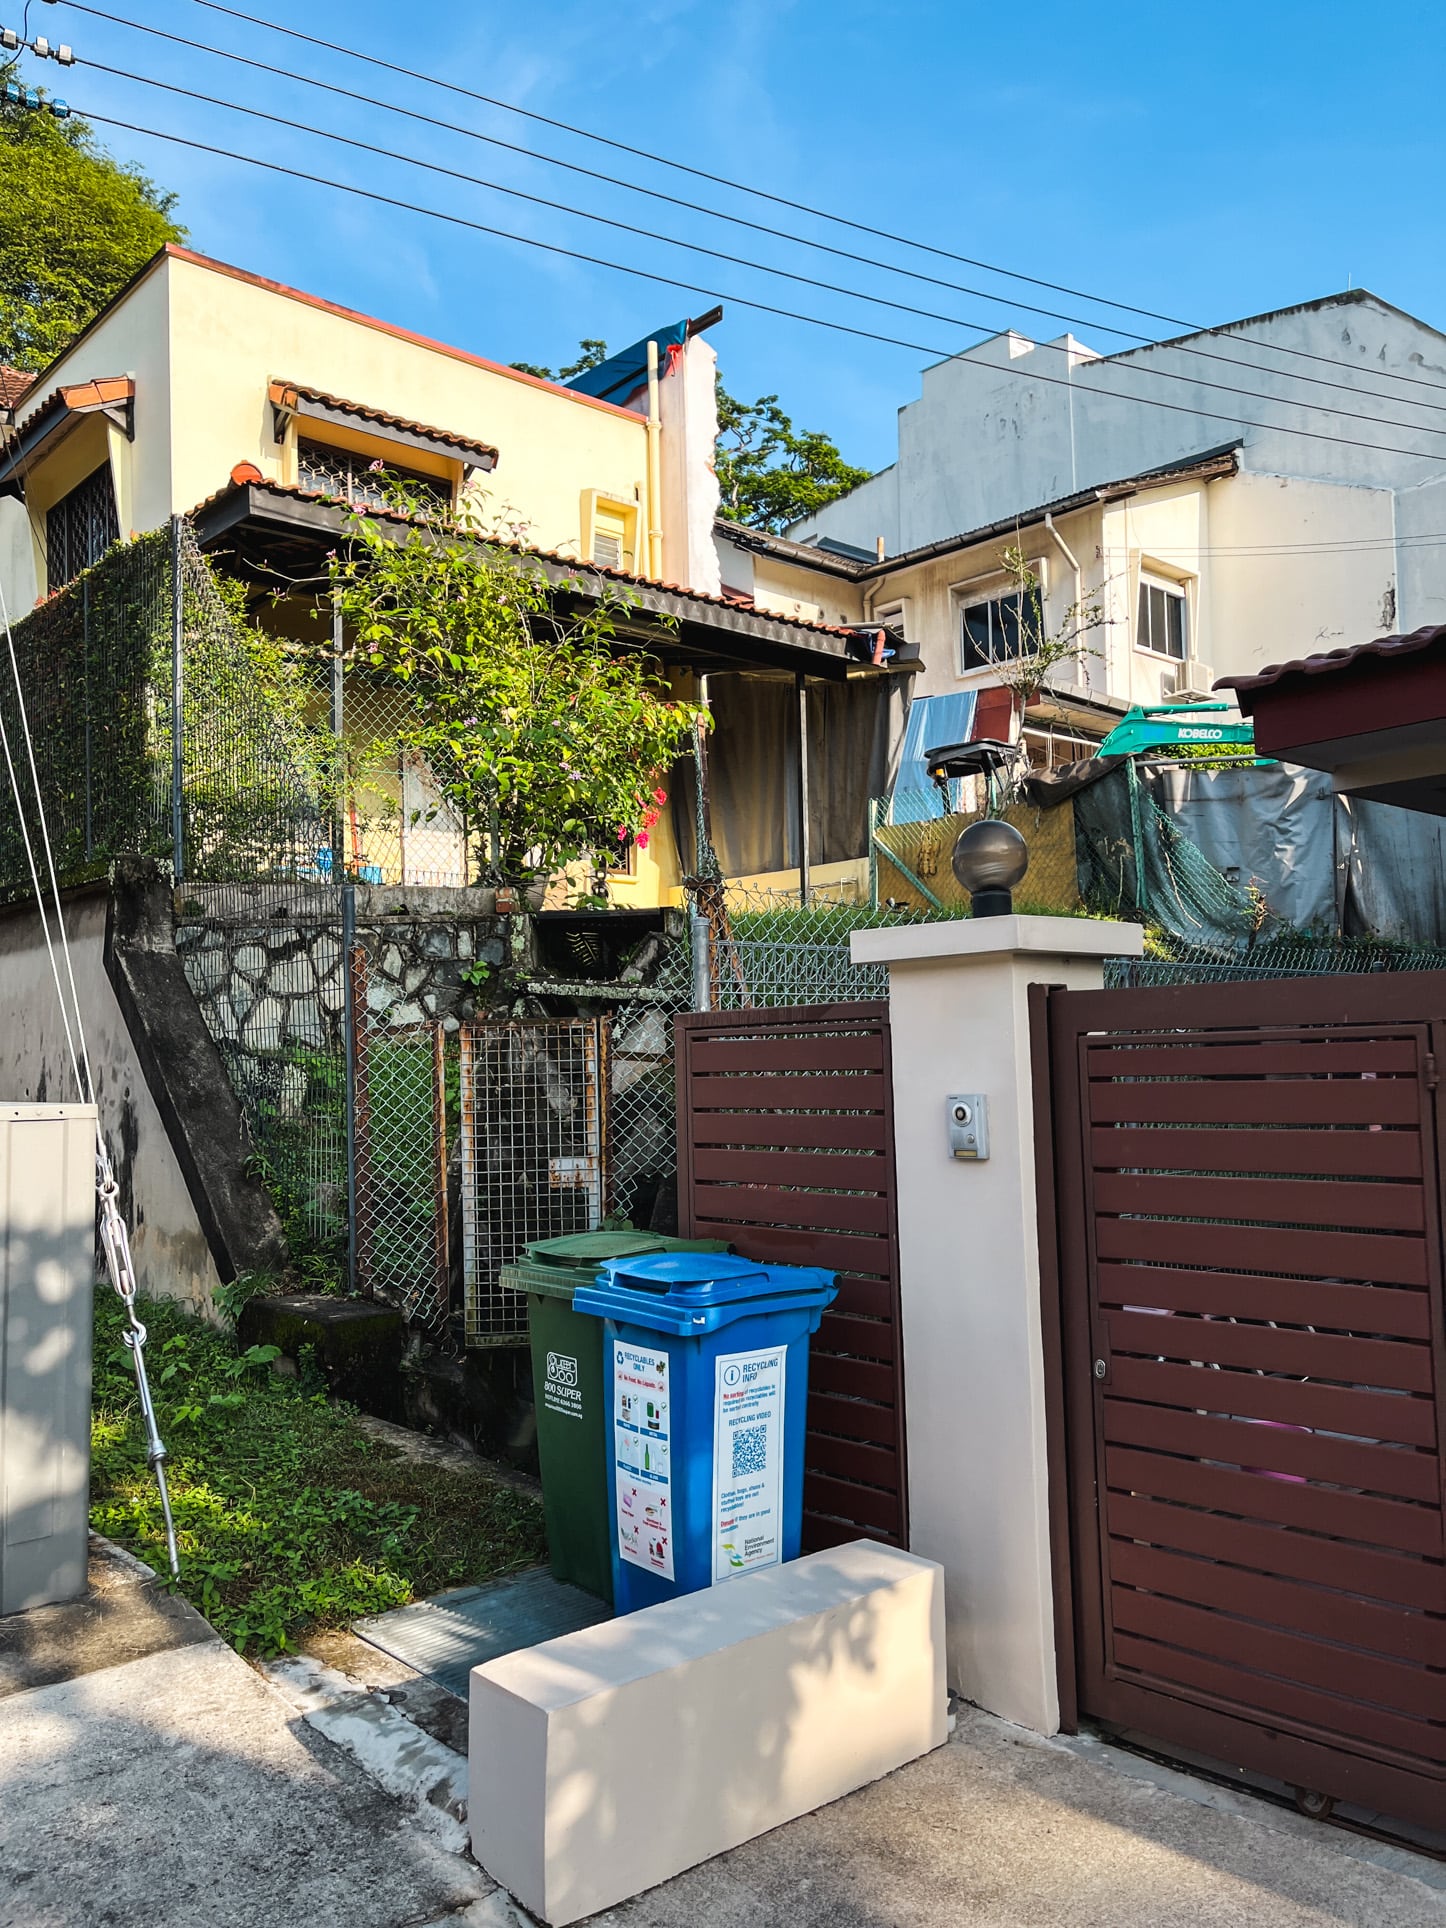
[82,573,93,863]
[341,880,358,1292]
[330,590,345,878]
[690,911,713,1012]
[795,670,811,906]
[169,514,184,883]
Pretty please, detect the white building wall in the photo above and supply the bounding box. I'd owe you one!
[1395,473,1446,633]
[1206,470,1398,668]
[858,466,1404,716]
[0,891,222,1313]
[657,336,721,598]
[802,294,1446,639]
[0,263,173,616]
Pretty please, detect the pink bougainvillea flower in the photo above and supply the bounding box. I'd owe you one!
[616,825,628,841]
[652,786,667,805]
[368,459,386,472]
[636,831,649,849]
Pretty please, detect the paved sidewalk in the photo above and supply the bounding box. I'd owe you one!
[593,1709,1446,1928]
[0,1547,490,1928]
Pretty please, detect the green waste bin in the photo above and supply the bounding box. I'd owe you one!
[504,1231,729,1605]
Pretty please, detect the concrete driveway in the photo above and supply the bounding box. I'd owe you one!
[4,1548,1443,1928]
[591,1709,1446,1928]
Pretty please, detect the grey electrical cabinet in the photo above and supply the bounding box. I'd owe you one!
[0,1104,95,1615]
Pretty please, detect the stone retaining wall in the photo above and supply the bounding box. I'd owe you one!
[177,907,508,1052]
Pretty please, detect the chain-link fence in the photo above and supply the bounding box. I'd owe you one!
[350,946,453,1330]
[330,673,478,888]
[870,791,1081,918]
[0,520,336,903]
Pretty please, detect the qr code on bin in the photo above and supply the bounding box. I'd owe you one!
[731,1424,768,1479]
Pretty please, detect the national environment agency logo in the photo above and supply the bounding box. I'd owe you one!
[547,1352,579,1389]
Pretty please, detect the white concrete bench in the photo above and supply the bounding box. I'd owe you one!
[469,1540,946,1925]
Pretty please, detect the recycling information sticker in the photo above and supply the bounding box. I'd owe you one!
[613,1341,673,1580]
[712,1346,785,1584]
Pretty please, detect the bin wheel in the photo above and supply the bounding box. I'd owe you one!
[1292,1788,1335,1821]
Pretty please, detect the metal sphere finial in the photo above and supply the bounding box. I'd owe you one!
[951,819,1029,917]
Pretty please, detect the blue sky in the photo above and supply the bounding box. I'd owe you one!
[41,0,1446,472]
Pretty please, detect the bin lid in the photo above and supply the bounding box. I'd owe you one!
[573,1251,837,1337]
[524,1232,673,1269]
[506,1232,731,1303]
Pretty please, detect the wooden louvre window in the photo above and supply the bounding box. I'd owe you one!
[45,463,118,589]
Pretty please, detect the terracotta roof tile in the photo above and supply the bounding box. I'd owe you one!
[268,380,498,468]
[0,366,34,410]
[190,475,867,643]
[14,374,134,436]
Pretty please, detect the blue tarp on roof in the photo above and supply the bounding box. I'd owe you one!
[565,321,690,413]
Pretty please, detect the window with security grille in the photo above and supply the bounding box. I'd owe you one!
[296,437,451,513]
[45,463,118,589]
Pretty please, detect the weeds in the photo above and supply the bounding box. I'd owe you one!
[91,1292,546,1655]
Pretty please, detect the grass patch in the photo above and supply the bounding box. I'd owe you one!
[91,1291,546,1655]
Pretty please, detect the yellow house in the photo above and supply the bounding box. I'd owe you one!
[0,245,897,907]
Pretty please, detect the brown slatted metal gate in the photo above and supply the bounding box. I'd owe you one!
[1042,975,1446,1833]
[676,1002,907,1551]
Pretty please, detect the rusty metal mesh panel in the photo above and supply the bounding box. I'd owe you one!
[460,1018,606,1348]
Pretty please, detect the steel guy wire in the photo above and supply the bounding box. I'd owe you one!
[74,106,1446,470]
[66,0,1446,406]
[55,3,1446,424]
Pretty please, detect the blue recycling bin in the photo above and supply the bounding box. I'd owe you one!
[573,1252,837,1613]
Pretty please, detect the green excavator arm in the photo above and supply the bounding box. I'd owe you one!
[1096,700,1266,761]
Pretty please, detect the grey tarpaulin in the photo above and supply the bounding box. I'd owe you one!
[1070,758,1446,945]
[1150,762,1339,935]
[672,672,904,878]
[1339,796,1446,943]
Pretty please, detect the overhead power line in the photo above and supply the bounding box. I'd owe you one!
[72,56,1446,449]
[78,104,1446,470]
[60,2,1446,426]
[82,0,1446,406]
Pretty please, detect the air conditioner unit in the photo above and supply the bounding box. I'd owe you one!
[1161,661,1217,702]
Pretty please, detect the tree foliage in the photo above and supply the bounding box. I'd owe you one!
[0,83,185,371]
[331,491,707,888]
[715,384,869,534]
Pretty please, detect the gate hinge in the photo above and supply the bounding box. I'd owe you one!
[1426,1052,1439,1092]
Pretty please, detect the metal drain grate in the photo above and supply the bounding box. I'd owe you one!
[353,1569,610,1698]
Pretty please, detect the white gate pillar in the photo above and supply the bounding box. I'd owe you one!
[851,914,1142,1734]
